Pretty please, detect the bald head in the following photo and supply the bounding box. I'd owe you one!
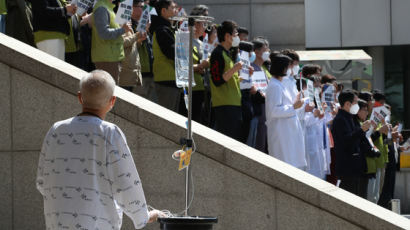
[79,70,115,110]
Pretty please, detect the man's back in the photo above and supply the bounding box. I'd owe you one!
[37,116,149,230]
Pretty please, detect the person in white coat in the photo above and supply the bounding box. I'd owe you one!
[266,54,307,170]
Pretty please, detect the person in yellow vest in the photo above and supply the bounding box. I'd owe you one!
[92,0,132,83]
[149,0,178,111]
[31,0,77,60]
[209,20,243,141]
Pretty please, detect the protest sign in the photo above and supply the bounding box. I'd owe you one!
[115,0,132,25]
[72,0,94,16]
[314,87,323,112]
[366,106,391,138]
[322,84,335,112]
[239,51,252,89]
[252,71,268,93]
[175,30,195,88]
[203,34,210,60]
[136,5,152,32]
[306,79,315,103]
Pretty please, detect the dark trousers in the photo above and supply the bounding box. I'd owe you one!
[378,148,397,208]
[213,106,242,141]
[326,148,338,185]
[241,89,253,143]
[178,91,205,124]
[339,175,368,199]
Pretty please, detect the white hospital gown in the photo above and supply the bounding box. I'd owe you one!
[36,116,149,230]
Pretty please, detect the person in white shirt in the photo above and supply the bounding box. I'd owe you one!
[36,70,163,230]
[265,54,307,170]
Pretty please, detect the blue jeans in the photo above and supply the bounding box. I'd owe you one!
[0,15,5,33]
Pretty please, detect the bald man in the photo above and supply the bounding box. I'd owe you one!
[36,70,162,230]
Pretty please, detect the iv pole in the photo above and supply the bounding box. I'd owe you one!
[171,15,214,217]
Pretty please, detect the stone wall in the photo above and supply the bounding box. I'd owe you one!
[1,33,410,230]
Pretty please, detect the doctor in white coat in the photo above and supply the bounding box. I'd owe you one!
[266,54,307,170]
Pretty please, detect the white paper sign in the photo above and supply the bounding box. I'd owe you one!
[72,0,94,16]
[239,51,251,89]
[314,87,323,112]
[322,84,335,112]
[203,34,210,60]
[115,0,133,25]
[366,106,391,138]
[136,6,151,32]
[252,71,268,93]
[306,79,315,103]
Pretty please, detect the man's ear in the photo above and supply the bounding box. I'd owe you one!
[78,92,83,105]
[110,96,117,107]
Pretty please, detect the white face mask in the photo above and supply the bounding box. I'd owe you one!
[292,65,300,76]
[262,51,270,61]
[232,36,240,47]
[286,68,292,77]
[350,103,360,115]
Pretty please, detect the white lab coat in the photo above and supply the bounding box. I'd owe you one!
[304,112,327,179]
[266,78,307,169]
[283,76,306,126]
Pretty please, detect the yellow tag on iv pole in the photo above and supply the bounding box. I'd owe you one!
[178,148,192,171]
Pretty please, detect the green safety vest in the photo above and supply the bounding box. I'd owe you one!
[0,0,7,14]
[152,31,175,82]
[262,65,272,80]
[193,46,204,91]
[65,17,80,53]
[91,0,124,63]
[366,123,389,174]
[210,50,241,107]
[138,41,151,73]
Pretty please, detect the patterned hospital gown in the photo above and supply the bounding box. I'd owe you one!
[36,116,149,230]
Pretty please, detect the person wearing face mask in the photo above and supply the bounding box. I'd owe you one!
[238,41,256,143]
[209,20,243,141]
[352,99,381,198]
[331,90,373,195]
[265,54,307,170]
[150,0,179,112]
[249,38,271,153]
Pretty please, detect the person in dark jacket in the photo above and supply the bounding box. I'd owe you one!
[5,0,35,46]
[150,0,178,111]
[331,90,373,196]
[353,99,381,198]
[30,0,76,60]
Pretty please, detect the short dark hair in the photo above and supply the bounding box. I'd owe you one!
[321,74,336,84]
[297,78,307,91]
[238,27,248,35]
[133,0,143,6]
[338,90,356,107]
[153,0,173,16]
[281,49,299,62]
[358,99,368,110]
[269,54,292,77]
[302,64,321,78]
[239,41,253,52]
[190,4,208,16]
[359,91,373,102]
[252,38,268,50]
[372,89,386,102]
[217,20,237,42]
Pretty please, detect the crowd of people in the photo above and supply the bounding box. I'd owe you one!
[1,0,410,229]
